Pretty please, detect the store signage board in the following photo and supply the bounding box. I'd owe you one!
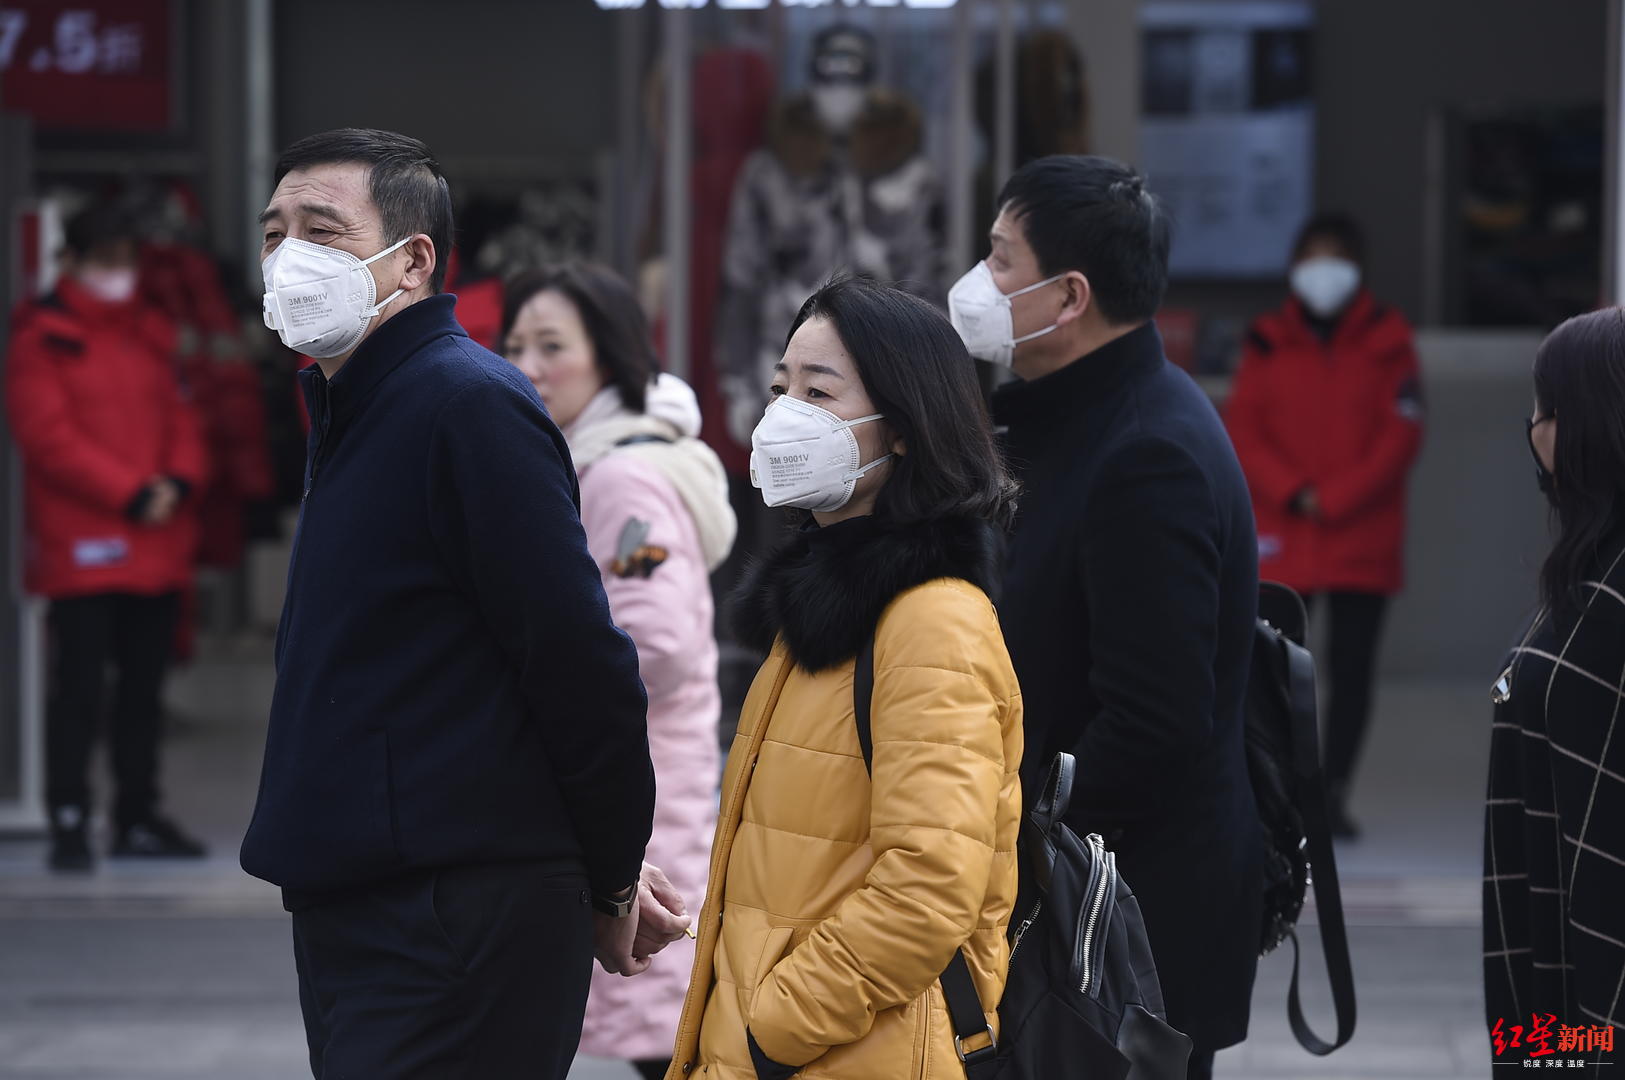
[595,1,958,8]
[1141,0,1314,279]
[0,0,172,132]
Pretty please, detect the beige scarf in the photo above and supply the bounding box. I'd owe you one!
[564,374,737,571]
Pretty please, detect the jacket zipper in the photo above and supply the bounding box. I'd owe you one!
[671,651,795,1074]
[278,382,331,665]
[303,380,332,502]
[1077,833,1115,997]
[1006,899,1042,976]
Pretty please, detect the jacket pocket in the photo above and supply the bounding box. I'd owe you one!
[743,925,797,1022]
[427,870,471,977]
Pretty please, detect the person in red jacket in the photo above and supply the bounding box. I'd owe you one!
[1225,213,1425,838]
[3,205,211,871]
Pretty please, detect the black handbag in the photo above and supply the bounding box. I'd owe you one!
[854,637,1191,1080]
[1246,582,1357,1054]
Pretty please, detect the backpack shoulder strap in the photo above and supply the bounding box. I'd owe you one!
[1281,636,1358,1054]
[853,635,999,1076]
[854,634,876,770]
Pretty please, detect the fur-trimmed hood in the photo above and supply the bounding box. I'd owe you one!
[733,514,1004,672]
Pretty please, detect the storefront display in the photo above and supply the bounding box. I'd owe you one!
[1141,0,1314,279]
[0,0,176,132]
[715,25,946,450]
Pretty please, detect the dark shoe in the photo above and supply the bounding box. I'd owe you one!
[111,816,207,858]
[48,806,94,873]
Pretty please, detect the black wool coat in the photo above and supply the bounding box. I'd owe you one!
[240,296,654,903]
[1484,519,1625,1075]
[992,322,1265,1051]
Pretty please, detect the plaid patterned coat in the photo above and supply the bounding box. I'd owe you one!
[1484,523,1625,1072]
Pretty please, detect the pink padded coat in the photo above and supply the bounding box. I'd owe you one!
[570,377,735,1062]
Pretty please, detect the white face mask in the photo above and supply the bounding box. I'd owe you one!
[812,83,867,134]
[749,395,893,513]
[947,261,1066,368]
[1290,255,1361,318]
[78,267,138,304]
[261,235,413,358]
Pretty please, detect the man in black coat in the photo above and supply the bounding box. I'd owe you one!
[950,155,1263,1079]
[240,129,672,1079]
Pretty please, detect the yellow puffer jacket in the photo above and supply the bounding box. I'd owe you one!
[667,515,1023,1080]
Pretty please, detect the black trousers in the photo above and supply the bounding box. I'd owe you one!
[1303,591,1390,794]
[292,862,594,1079]
[46,591,181,827]
[1186,1047,1215,1080]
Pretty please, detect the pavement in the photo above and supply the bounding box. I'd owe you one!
[0,636,1499,1079]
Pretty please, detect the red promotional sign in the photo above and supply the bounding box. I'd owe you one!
[0,1,172,132]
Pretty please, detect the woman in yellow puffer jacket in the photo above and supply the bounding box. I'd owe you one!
[666,278,1024,1080]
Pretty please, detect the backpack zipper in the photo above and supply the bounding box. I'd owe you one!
[1006,899,1043,976]
[1077,834,1116,997]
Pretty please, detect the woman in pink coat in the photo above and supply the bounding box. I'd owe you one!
[502,264,737,1080]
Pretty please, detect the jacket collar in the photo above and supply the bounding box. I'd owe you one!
[300,294,464,424]
[53,275,141,325]
[732,513,1003,673]
[1284,288,1382,346]
[992,320,1164,428]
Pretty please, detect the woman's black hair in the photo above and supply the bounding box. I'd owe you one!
[1531,307,1625,614]
[499,262,659,414]
[787,275,1018,530]
[63,203,139,258]
[1292,212,1367,268]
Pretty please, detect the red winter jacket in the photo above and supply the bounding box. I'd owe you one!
[4,278,209,598]
[1224,291,1424,595]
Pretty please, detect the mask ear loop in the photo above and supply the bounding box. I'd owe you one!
[360,234,416,268]
[1003,272,1067,301]
[837,413,893,484]
[359,234,418,317]
[1004,272,1073,347]
[845,452,894,482]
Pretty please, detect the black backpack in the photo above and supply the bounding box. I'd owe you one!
[855,639,1191,1080]
[1246,582,1357,1055]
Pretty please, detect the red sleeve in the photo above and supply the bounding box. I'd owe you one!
[4,329,150,513]
[1317,334,1424,525]
[1223,330,1305,509]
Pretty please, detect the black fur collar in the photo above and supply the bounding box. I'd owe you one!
[733,514,1004,672]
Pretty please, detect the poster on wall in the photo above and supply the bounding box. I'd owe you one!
[1141,0,1313,279]
[0,0,174,132]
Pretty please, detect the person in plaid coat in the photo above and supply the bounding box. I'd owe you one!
[1484,308,1625,1075]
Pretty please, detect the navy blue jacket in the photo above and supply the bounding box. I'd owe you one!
[993,323,1264,1051]
[241,295,654,901]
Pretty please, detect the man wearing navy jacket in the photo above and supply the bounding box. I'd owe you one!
[240,129,658,1079]
[951,156,1265,1080]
